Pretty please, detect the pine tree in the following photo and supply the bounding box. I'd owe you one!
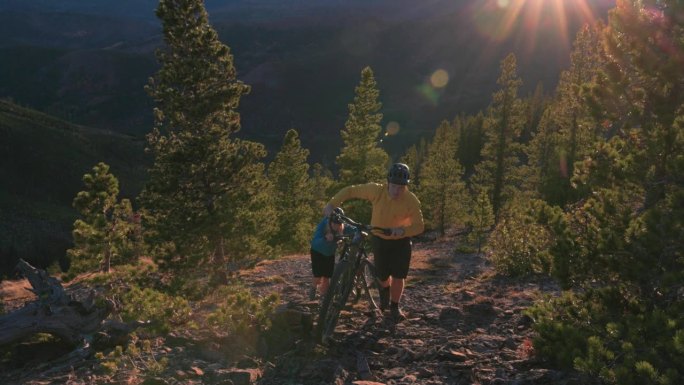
[521,82,547,145]
[310,163,334,220]
[67,163,138,274]
[573,0,684,297]
[418,120,467,236]
[401,145,420,181]
[532,2,684,382]
[219,165,276,262]
[140,0,274,265]
[526,107,565,203]
[335,66,390,222]
[528,24,605,206]
[566,0,684,288]
[459,112,486,180]
[400,137,427,186]
[473,54,526,221]
[588,1,682,208]
[268,129,314,253]
[559,24,604,182]
[468,189,494,255]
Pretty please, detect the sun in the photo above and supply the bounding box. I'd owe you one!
[470,0,602,52]
[416,0,609,106]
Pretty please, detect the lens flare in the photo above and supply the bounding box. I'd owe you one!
[470,0,598,53]
[472,0,525,42]
[418,83,439,105]
[379,121,400,144]
[386,121,400,136]
[430,69,449,88]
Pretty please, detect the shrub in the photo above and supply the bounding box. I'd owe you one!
[527,288,684,385]
[207,284,279,336]
[487,199,554,276]
[96,334,168,378]
[120,286,192,334]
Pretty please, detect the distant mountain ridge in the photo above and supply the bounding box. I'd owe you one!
[0,0,616,275]
[0,99,147,276]
[0,0,614,163]
[0,0,160,20]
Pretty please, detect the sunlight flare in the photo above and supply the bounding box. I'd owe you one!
[418,83,440,105]
[470,0,600,50]
[386,121,400,136]
[379,121,400,144]
[430,69,450,88]
[552,0,570,45]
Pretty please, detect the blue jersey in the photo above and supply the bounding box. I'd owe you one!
[310,217,356,256]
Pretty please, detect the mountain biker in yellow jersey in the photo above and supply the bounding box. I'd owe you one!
[323,163,424,321]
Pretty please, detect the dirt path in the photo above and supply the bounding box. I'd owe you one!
[0,237,598,385]
[238,237,595,385]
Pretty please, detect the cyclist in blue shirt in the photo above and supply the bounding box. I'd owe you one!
[309,208,356,300]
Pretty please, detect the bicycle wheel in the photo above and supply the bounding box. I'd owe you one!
[317,260,355,344]
[359,259,382,313]
[350,267,366,304]
[350,248,373,304]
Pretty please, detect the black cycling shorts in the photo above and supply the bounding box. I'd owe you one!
[372,236,412,280]
[310,249,335,278]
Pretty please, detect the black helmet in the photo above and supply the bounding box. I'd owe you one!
[329,207,345,224]
[387,163,410,185]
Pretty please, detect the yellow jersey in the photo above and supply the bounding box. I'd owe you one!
[327,183,424,240]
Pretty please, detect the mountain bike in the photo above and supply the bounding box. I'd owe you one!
[316,212,390,345]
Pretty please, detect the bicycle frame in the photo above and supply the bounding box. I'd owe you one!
[316,214,386,344]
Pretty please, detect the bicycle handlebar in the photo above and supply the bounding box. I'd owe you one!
[332,211,392,236]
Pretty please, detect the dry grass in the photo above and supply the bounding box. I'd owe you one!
[0,278,35,311]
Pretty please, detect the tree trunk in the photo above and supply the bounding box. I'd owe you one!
[0,259,113,347]
[210,237,228,285]
[101,246,111,273]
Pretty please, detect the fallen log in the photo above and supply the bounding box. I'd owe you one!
[0,259,113,347]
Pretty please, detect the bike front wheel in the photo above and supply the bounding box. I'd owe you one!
[316,260,355,344]
[358,259,382,313]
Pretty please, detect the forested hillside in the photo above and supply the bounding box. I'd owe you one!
[0,100,147,276]
[0,0,682,384]
[0,0,612,159]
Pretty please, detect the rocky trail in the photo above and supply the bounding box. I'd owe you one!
[239,237,595,385]
[0,236,598,385]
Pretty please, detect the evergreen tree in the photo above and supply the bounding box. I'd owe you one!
[559,24,604,184]
[588,1,682,208]
[468,189,494,255]
[520,82,547,145]
[531,2,684,383]
[418,120,467,236]
[311,163,334,220]
[529,24,605,206]
[574,0,684,298]
[140,0,274,266]
[335,66,390,222]
[526,107,565,203]
[473,54,526,221]
[401,145,420,181]
[220,165,276,262]
[458,112,486,180]
[400,137,427,186]
[67,163,138,274]
[268,129,314,253]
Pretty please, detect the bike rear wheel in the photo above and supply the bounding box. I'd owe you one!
[317,260,355,344]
